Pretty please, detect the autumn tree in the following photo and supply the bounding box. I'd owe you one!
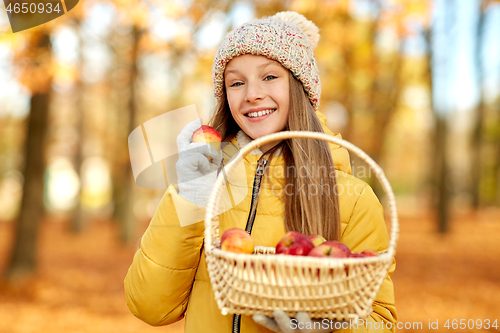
[427,0,454,233]
[470,0,495,210]
[108,0,234,243]
[4,30,53,279]
[70,14,88,233]
[483,1,500,207]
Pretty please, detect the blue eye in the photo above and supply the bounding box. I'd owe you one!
[264,75,277,81]
[230,82,243,87]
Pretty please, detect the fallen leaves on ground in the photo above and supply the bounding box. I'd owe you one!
[0,209,499,332]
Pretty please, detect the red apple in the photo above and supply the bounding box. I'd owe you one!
[221,228,254,254]
[191,125,222,152]
[308,234,327,247]
[275,231,315,256]
[345,252,366,275]
[308,240,351,258]
[361,249,379,257]
[347,251,375,272]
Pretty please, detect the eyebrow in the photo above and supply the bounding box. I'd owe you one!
[225,60,278,75]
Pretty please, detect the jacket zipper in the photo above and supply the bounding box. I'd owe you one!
[245,157,268,234]
[233,154,269,333]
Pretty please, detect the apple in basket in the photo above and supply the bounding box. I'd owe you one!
[361,249,379,257]
[308,234,327,247]
[221,228,254,254]
[346,250,379,273]
[349,249,379,258]
[275,231,315,256]
[191,125,222,152]
[307,240,351,258]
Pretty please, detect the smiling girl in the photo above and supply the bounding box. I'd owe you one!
[125,11,397,333]
[224,55,290,149]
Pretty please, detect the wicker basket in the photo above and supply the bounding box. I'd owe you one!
[204,131,399,321]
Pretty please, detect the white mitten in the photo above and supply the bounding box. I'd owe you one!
[176,118,222,207]
[253,310,342,333]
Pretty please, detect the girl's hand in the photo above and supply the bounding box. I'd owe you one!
[176,118,222,206]
[253,310,342,333]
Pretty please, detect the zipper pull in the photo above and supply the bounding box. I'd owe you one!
[256,158,267,176]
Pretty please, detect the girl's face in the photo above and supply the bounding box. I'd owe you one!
[224,54,289,152]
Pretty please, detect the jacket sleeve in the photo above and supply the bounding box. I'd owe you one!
[341,184,398,333]
[124,184,206,326]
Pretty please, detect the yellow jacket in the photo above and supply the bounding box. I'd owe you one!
[124,111,397,332]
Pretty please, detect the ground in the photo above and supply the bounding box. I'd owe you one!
[0,209,499,333]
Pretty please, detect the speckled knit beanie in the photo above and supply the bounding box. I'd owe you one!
[212,11,321,110]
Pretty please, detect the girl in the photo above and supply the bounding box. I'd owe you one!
[125,11,397,333]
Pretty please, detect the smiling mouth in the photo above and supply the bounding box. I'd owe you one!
[245,109,276,118]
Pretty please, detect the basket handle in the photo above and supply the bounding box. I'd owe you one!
[204,131,399,259]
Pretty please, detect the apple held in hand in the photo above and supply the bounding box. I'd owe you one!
[308,234,326,247]
[191,125,222,152]
[308,240,351,258]
[276,231,315,256]
[221,228,254,254]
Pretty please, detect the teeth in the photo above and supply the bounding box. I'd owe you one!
[246,109,276,118]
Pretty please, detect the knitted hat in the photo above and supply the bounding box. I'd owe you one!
[212,11,321,110]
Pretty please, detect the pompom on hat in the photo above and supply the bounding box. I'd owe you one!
[212,11,322,110]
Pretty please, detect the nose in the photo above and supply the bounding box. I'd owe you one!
[245,81,265,103]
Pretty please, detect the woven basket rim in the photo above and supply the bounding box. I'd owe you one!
[204,130,399,259]
[211,247,393,265]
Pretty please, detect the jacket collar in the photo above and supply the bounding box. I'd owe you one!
[235,130,263,155]
[230,110,351,174]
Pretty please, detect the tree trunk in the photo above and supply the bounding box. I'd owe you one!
[109,26,128,226]
[435,116,451,233]
[490,6,500,206]
[368,8,402,198]
[70,20,87,233]
[495,124,500,205]
[4,32,52,279]
[341,14,355,142]
[470,2,486,209]
[493,92,500,205]
[428,0,454,233]
[370,68,403,162]
[113,25,140,244]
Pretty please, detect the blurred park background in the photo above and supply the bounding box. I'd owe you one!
[1,0,500,332]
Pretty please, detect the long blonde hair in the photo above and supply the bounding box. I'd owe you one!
[209,72,341,241]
